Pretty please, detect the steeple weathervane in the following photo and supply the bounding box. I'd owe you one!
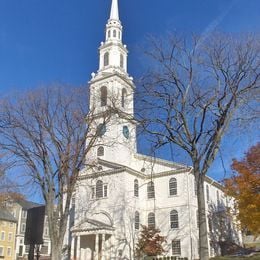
[110,0,119,21]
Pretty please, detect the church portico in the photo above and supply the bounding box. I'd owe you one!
[70,213,115,260]
[71,224,114,260]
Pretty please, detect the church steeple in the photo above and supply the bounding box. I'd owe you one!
[110,0,119,20]
[97,0,128,73]
[88,0,137,164]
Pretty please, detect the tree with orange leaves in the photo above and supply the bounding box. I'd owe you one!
[135,225,166,259]
[225,143,260,235]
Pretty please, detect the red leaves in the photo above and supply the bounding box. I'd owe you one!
[135,225,166,257]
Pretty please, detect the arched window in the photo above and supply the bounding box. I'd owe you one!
[121,88,127,107]
[147,181,155,199]
[135,211,140,230]
[170,210,179,229]
[118,31,121,39]
[206,185,209,202]
[113,30,116,37]
[120,54,124,68]
[169,178,177,196]
[100,86,107,106]
[148,212,155,229]
[96,180,103,198]
[104,52,109,67]
[97,146,104,156]
[108,30,111,38]
[134,179,139,197]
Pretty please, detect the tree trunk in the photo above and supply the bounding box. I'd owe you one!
[51,241,63,260]
[45,195,68,260]
[197,174,209,260]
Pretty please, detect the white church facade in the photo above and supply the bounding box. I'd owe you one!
[69,1,242,259]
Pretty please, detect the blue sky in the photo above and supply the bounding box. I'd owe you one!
[0,0,259,181]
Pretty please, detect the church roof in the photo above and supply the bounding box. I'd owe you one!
[0,209,17,223]
[134,153,190,169]
[16,199,42,210]
[79,157,191,181]
[79,157,224,190]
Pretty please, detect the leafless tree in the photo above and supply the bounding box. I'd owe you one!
[0,86,114,260]
[138,33,260,260]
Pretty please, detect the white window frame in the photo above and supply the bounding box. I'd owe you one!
[0,246,4,256]
[134,179,139,197]
[95,181,108,199]
[134,211,140,230]
[22,210,27,218]
[103,184,108,198]
[7,247,11,256]
[169,178,177,196]
[170,210,179,229]
[1,231,5,241]
[148,212,155,229]
[172,240,181,255]
[21,223,26,233]
[147,181,155,199]
[103,52,109,67]
[8,232,12,241]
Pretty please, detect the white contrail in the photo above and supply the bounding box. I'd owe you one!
[196,0,239,48]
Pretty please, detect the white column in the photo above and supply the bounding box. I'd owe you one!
[77,236,81,260]
[94,234,99,260]
[110,235,115,258]
[71,236,75,260]
[101,234,106,260]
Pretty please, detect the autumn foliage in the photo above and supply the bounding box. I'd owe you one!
[135,225,166,258]
[0,192,25,207]
[224,143,260,235]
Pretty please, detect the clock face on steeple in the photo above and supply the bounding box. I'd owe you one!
[97,123,106,137]
[123,126,130,139]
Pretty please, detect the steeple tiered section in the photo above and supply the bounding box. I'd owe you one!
[98,0,128,74]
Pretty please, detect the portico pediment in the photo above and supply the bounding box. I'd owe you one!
[71,218,114,234]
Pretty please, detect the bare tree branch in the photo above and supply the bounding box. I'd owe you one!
[138,33,260,260]
[0,85,115,259]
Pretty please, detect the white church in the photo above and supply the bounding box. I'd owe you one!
[69,1,242,259]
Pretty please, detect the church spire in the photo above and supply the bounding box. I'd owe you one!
[110,0,119,21]
[96,0,128,73]
[105,0,122,44]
